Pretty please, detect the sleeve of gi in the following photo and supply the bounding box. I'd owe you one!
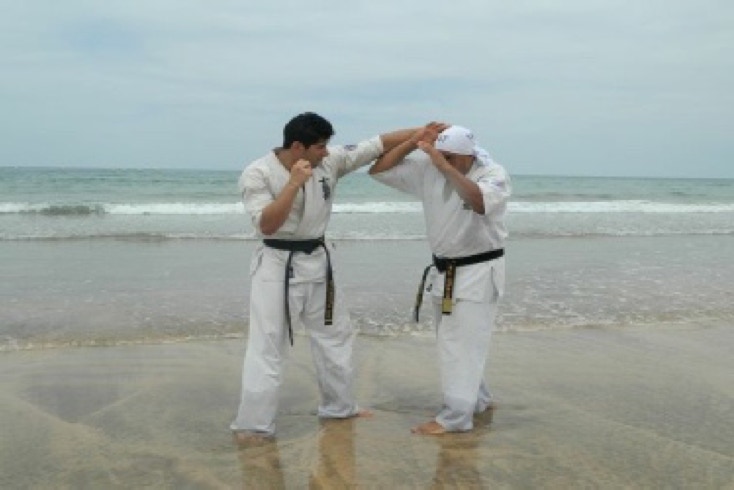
[369,153,426,198]
[238,164,273,230]
[476,164,512,215]
[329,136,384,178]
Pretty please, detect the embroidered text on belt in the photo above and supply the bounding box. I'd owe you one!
[413,249,504,321]
[263,237,334,345]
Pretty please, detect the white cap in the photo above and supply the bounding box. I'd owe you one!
[435,125,476,156]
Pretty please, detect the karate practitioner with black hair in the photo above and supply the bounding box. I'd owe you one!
[231,112,443,441]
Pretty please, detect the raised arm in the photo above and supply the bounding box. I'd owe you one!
[417,141,486,215]
[378,128,419,153]
[370,122,447,175]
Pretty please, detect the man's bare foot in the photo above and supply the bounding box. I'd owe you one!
[321,409,374,423]
[474,402,497,416]
[355,409,374,418]
[232,431,271,446]
[484,402,498,411]
[411,420,446,435]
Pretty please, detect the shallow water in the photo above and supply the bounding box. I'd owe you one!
[2,234,733,350]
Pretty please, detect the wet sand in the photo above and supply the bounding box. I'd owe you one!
[1,324,733,489]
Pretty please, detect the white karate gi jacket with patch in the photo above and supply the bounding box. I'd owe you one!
[372,151,511,431]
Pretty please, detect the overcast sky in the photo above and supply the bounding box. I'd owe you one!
[2,1,732,177]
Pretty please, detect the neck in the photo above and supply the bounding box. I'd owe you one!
[275,149,298,170]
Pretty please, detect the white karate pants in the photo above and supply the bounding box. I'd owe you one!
[431,298,496,432]
[230,271,358,436]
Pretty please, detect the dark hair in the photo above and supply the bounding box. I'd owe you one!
[282,112,334,149]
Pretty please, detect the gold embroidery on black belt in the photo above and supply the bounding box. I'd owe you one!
[413,249,505,322]
[442,262,456,315]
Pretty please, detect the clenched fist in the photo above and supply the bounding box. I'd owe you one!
[288,159,313,187]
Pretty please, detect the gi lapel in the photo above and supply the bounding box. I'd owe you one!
[294,170,331,236]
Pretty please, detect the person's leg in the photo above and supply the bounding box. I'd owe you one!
[435,300,496,431]
[413,299,496,434]
[475,379,493,413]
[230,276,289,437]
[302,280,361,419]
[410,301,448,435]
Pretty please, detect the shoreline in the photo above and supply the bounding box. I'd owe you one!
[1,316,730,353]
[2,316,730,354]
[1,323,732,488]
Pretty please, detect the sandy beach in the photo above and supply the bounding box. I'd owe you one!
[1,323,732,489]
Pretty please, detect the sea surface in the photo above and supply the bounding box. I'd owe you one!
[1,166,733,350]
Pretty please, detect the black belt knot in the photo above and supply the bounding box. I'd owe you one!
[263,237,334,346]
[263,237,325,254]
[414,248,504,322]
[432,248,504,272]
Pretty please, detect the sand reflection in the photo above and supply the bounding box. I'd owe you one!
[237,418,357,489]
[238,437,286,489]
[309,418,356,488]
[430,435,483,488]
[431,405,494,488]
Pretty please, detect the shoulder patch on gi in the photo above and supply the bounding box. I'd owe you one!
[343,144,357,151]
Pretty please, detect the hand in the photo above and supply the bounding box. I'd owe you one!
[417,141,451,172]
[423,121,450,143]
[416,140,437,153]
[426,121,450,134]
[288,159,313,187]
[411,126,437,146]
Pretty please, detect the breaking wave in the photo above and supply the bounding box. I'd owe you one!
[3,200,734,216]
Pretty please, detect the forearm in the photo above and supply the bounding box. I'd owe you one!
[369,138,417,175]
[379,128,420,152]
[258,183,300,235]
[441,166,485,215]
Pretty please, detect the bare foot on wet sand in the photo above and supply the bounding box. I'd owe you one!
[232,431,272,447]
[325,409,375,421]
[411,420,447,435]
[354,409,374,419]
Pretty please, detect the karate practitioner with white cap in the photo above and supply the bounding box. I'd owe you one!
[370,124,511,434]
[231,112,442,442]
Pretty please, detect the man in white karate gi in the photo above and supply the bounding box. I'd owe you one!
[369,125,511,434]
[231,112,435,442]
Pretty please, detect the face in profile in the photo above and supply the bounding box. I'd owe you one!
[441,151,474,174]
[295,140,330,167]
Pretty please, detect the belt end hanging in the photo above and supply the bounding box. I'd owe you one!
[441,297,453,315]
[324,276,335,326]
[441,262,456,315]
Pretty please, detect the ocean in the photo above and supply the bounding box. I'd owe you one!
[1,166,733,350]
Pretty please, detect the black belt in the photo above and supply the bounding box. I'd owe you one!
[263,237,334,345]
[414,249,504,321]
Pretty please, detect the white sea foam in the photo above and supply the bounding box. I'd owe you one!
[3,200,734,216]
[89,201,422,215]
[0,203,44,213]
[510,200,734,213]
[106,202,244,215]
[332,202,422,213]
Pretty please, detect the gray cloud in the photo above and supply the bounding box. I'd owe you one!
[1,1,732,177]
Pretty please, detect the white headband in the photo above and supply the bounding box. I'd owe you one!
[435,125,476,156]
